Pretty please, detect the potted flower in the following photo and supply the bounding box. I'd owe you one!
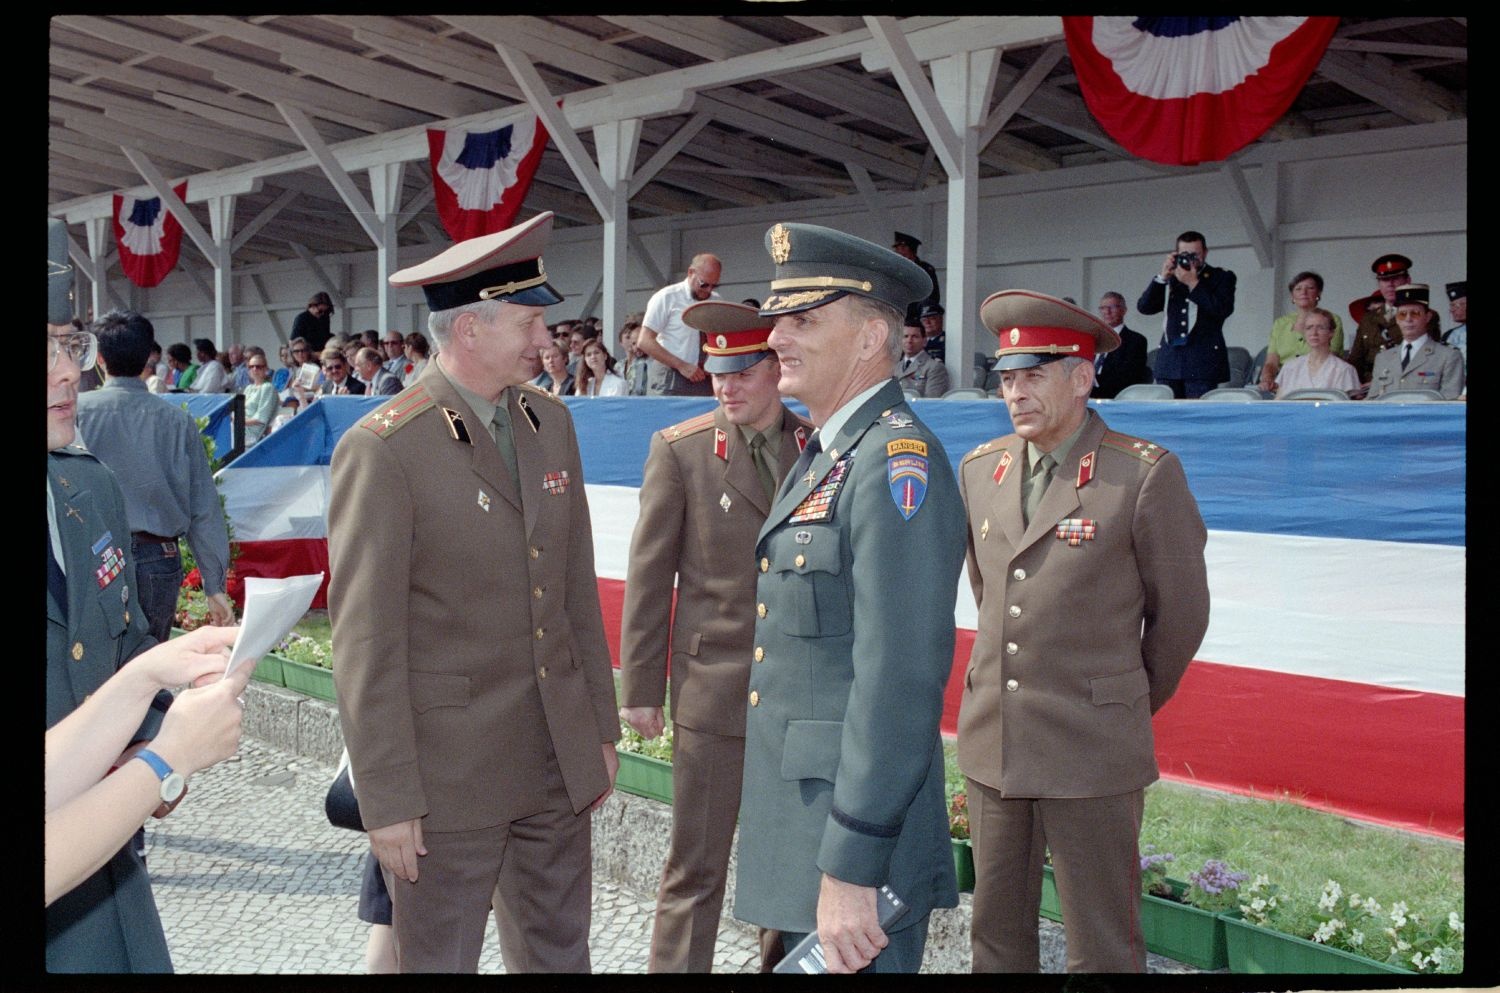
[613,721,674,804]
[948,791,974,892]
[275,632,336,702]
[1136,851,1241,970]
[1223,876,1454,974]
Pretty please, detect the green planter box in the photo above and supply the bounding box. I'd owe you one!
[1040,864,1062,922]
[1140,880,1228,970]
[615,750,673,804]
[951,838,974,892]
[280,657,336,702]
[1222,914,1414,975]
[172,626,284,687]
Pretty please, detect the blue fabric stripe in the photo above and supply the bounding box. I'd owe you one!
[1131,16,1241,38]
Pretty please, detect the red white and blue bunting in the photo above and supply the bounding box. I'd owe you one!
[112,181,188,288]
[1064,17,1339,166]
[427,115,549,241]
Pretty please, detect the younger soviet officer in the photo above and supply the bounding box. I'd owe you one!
[957,291,1210,972]
[619,302,811,972]
[733,222,966,973]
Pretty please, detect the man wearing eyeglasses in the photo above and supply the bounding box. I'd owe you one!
[317,346,365,396]
[381,332,408,380]
[637,254,722,396]
[47,220,175,972]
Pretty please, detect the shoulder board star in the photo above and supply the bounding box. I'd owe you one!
[662,411,716,441]
[360,386,434,438]
[962,439,1000,465]
[1101,430,1168,464]
[518,382,566,407]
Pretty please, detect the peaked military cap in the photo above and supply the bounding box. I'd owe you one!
[391,211,563,312]
[920,302,945,319]
[759,222,933,318]
[980,289,1121,371]
[1446,280,1466,301]
[48,218,73,325]
[892,231,922,251]
[686,301,775,374]
[1371,253,1413,280]
[1393,283,1429,308]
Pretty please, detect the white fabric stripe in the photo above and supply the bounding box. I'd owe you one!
[1092,17,1306,99]
[586,486,1465,697]
[220,465,331,541]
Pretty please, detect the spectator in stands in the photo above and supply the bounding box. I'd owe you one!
[285,338,321,396]
[360,330,380,352]
[1258,272,1345,393]
[143,343,166,394]
[1442,280,1466,372]
[355,347,402,396]
[381,332,407,380]
[1138,230,1236,399]
[292,291,334,352]
[567,324,594,377]
[621,321,649,396]
[191,338,227,394]
[270,394,300,433]
[318,346,365,396]
[1345,253,1441,390]
[892,231,941,326]
[1271,308,1359,398]
[532,341,574,397]
[403,331,430,381]
[575,338,628,397]
[272,344,294,391]
[897,317,950,397]
[1366,285,1464,400]
[639,254,721,396]
[226,343,249,390]
[1092,292,1152,399]
[920,303,948,362]
[166,342,196,391]
[241,347,278,443]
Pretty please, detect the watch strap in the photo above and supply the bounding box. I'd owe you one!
[133,748,173,780]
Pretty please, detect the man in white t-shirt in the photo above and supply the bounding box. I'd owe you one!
[637,254,721,396]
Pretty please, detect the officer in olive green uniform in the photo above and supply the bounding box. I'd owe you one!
[1346,253,1442,385]
[733,223,966,973]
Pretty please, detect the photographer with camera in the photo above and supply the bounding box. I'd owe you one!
[1137,231,1237,398]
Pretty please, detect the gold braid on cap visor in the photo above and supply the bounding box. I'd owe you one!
[478,260,550,301]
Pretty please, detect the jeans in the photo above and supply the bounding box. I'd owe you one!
[131,537,182,645]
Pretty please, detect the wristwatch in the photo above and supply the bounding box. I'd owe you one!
[133,749,186,805]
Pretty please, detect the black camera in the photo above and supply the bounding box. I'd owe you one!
[1173,251,1201,271]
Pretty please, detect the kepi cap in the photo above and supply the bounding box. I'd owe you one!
[391,211,563,313]
[1393,283,1429,308]
[980,290,1120,371]
[920,302,945,319]
[1446,280,1466,301]
[1371,253,1413,280]
[759,222,932,318]
[48,218,73,325]
[687,301,775,374]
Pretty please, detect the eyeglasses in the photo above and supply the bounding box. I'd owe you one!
[48,331,97,371]
[292,348,308,355]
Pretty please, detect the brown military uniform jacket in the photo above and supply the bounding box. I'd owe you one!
[619,405,811,735]
[329,365,619,834]
[1346,304,1440,383]
[956,410,1210,798]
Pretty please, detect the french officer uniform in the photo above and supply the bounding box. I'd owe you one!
[1346,253,1442,384]
[1366,283,1465,399]
[732,223,967,972]
[958,291,1210,972]
[329,212,619,973]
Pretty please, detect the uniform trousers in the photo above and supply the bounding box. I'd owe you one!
[650,724,746,971]
[968,778,1146,973]
[383,756,592,973]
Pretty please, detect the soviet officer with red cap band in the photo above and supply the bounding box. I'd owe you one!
[957,290,1210,973]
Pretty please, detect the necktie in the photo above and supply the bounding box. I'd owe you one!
[785,431,822,499]
[1022,453,1054,527]
[1401,344,1412,371]
[490,394,519,485]
[748,432,777,503]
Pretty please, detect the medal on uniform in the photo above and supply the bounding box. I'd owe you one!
[542,470,570,495]
[720,492,732,513]
[1055,518,1097,546]
[477,489,491,512]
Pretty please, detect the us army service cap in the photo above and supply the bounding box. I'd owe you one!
[391,211,563,313]
[686,301,775,374]
[759,222,933,318]
[981,289,1121,371]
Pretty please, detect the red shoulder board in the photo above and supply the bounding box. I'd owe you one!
[1077,450,1096,488]
[993,449,1014,485]
[714,428,728,461]
[1101,431,1167,464]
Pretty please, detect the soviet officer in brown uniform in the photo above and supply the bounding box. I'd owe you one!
[329,212,620,973]
[619,302,812,972]
[957,291,1210,972]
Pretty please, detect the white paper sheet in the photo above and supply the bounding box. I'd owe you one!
[224,573,324,678]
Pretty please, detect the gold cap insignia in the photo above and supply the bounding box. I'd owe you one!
[770,223,792,265]
[1009,327,1020,346]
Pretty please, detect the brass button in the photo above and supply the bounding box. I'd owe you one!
[757,603,767,618]
[532,586,544,599]
[529,546,541,559]
[539,666,548,679]
[754,647,765,662]
[795,553,806,568]
[1013,568,1027,581]
[1008,605,1021,618]
[72,642,84,661]
[1005,678,1019,692]
[749,690,760,707]
[1005,642,1018,655]
[760,557,769,573]
[534,627,545,640]
[124,610,130,625]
